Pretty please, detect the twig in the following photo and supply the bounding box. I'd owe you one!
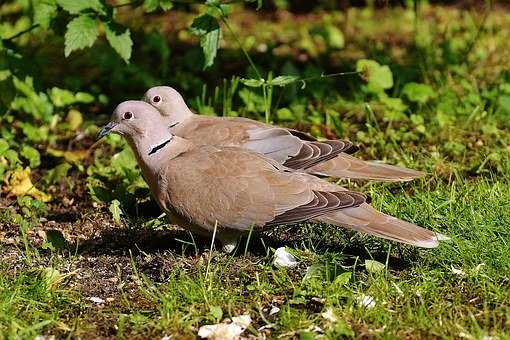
[4,24,39,42]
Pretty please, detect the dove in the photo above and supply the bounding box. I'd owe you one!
[98,100,447,252]
[142,86,423,182]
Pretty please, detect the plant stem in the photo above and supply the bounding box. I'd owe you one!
[220,16,262,81]
[4,24,39,42]
[300,70,361,83]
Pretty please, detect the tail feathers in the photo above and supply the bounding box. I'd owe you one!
[317,203,446,248]
[308,154,424,182]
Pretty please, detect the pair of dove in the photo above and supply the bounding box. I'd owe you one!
[98,86,448,252]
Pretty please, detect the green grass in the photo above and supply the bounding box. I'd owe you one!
[1,2,510,339]
[1,178,509,338]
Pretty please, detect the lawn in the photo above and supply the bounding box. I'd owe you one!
[1,1,509,338]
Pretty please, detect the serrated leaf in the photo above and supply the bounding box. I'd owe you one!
[240,78,264,87]
[33,0,58,29]
[189,14,221,69]
[109,199,122,223]
[268,75,299,87]
[64,15,99,57]
[56,0,105,14]
[365,259,385,273]
[104,22,133,63]
[143,0,159,12]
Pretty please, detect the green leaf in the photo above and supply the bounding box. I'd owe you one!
[189,14,221,69]
[64,15,99,57]
[356,59,393,93]
[325,25,344,49]
[0,76,15,115]
[21,145,41,168]
[56,0,105,14]
[66,109,83,130]
[109,199,122,223]
[45,229,68,250]
[75,92,95,103]
[276,108,294,121]
[49,87,76,107]
[143,0,159,12]
[268,75,299,87]
[332,272,351,287]
[365,259,385,273]
[209,306,223,320]
[4,149,20,166]
[402,82,436,104]
[12,76,54,122]
[0,139,9,155]
[33,0,58,29]
[240,78,264,87]
[104,22,133,63]
[44,162,72,185]
[160,0,173,10]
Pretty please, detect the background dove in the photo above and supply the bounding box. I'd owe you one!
[98,100,446,251]
[142,86,423,182]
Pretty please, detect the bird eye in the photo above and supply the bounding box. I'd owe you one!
[123,111,133,120]
[152,95,161,103]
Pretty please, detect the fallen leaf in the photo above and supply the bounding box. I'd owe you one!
[7,167,51,202]
[47,147,89,163]
[198,314,251,340]
[365,259,385,273]
[273,247,298,268]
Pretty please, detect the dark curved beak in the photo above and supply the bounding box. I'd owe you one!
[97,122,117,139]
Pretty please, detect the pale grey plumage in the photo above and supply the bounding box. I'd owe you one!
[98,100,447,250]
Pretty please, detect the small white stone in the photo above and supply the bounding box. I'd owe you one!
[356,294,376,309]
[269,306,280,316]
[451,265,466,276]
[273,247,298,268]
[89,297,105,304]
[321,308,337,322]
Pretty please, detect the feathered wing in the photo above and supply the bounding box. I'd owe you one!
[175,116,423,182]
[158,145,445,248]
[307,154,424,182]
[241,124,423,181]
[159,146,367,232]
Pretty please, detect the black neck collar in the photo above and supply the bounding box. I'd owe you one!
[148,138,172,155]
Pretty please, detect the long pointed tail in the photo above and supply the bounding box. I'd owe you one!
[307,154,424,182]
[316,203,447,248]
